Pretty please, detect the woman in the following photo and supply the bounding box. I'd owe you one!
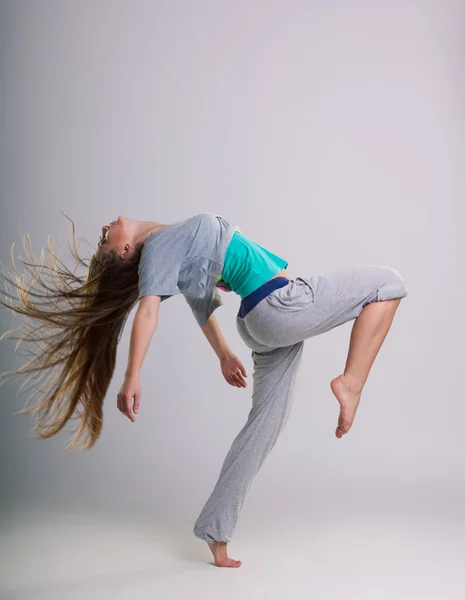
[0,211,408,568]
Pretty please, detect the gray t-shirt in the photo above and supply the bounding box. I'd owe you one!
[138,212,241,326]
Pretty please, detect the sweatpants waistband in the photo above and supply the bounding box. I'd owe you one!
[237,276,290,319]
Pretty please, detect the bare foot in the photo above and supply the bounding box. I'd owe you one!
[330,374,362,439]
[207,541,242,567]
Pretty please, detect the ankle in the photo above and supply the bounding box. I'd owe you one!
[342,372,364,394]
[208,540,227,547]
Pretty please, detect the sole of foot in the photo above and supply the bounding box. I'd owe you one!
[330,374,362,439]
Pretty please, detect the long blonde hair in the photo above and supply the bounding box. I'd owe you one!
[0,213,143,450]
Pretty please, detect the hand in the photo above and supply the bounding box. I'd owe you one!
[117,374,141,422]
[220,353,248,388]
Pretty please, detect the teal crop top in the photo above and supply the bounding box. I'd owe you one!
[216,231,288,299]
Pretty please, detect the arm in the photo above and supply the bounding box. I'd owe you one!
[200,312,233,361]
[200,313,248,388]
[125,297,160,377]
[118,300,159,422]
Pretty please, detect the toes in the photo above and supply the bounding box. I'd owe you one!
[215,558,242,568]
[336,426,348,438]
[227,558,241,567]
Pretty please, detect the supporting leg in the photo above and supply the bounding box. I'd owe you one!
[193,341,304,565]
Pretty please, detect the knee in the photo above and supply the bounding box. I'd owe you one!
[377,266,408,301]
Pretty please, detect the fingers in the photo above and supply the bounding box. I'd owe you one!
[125,398,136,422]
[133,392,140,415]
[117,393,136,422]
[236,364,247,386]
[220,355,249,388]
[228,370,247,388]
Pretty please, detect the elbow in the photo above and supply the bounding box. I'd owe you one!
[137,295,161,321]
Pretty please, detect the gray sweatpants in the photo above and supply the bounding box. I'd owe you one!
[193,265,408,543]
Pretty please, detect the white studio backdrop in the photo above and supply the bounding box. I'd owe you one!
[0,0,463,596]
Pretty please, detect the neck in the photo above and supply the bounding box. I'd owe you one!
[136,221,166,246]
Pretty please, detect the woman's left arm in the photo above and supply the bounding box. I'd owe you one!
[200,314,248,388]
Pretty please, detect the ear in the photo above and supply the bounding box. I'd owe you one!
[121,243,132,259]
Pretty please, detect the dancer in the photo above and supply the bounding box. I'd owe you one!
[0,212,408,569]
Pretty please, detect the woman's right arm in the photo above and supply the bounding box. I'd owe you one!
[118,298,160,422]
[126,296,161,376]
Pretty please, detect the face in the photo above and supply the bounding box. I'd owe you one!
[97,216,127,257]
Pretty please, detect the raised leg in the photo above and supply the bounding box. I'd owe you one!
[345,297,401,392]
[331,297,402,438]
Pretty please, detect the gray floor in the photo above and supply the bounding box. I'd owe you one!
[0,506,463,599]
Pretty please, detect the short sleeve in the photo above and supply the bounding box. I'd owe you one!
[138,239,182,302]
[183,286,224,327]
